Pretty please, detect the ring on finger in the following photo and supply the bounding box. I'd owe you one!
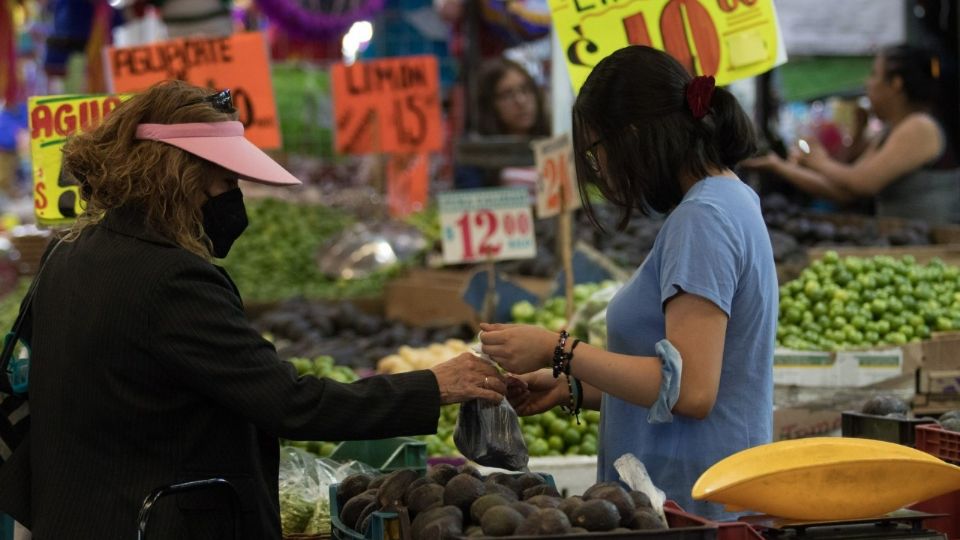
[483,376,489,388]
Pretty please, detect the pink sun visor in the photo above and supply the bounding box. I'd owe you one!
[135,121,301,187]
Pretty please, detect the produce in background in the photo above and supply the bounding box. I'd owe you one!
[510,281,618,336]
[0,279,30,334]
[778,252,960,351]
[255,298,474,370]
[421,406,601,458]
[377,339,472,374]
[334,466,666,537]
[939,410,960,432]
[222,198,397,302]
[282,356,358,458]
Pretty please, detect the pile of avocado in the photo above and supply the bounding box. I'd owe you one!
[335,464,666,538]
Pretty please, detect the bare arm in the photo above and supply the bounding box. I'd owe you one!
[801,114,943,196]
[481,292,728,419]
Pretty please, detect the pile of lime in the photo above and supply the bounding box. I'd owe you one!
[778,251,960,351]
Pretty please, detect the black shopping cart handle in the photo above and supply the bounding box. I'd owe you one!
[137,477,241,540]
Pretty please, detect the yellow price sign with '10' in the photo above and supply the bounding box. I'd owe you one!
[550,0,786,92]
[28,94,130,225]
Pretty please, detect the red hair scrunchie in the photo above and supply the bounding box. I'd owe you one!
[685,75,716,120]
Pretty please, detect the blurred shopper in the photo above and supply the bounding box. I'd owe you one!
[745,45,960,224]
[0,80,505,539]
[480,46,777,519]
[455,57,550,188]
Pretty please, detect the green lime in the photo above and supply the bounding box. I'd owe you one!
[529,439,549,457]
[549,419,569,437]
[563,427,582,447]
[566,445,581,456]
[547,435,564,452]
[524,424,545,439]
[580,440,598,455]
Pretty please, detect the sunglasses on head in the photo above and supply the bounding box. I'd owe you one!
[181,89,236,114]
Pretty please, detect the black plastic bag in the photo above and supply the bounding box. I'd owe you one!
[454,398,529,471]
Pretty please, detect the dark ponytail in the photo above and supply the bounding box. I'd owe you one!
[881,44,940,107]
[707,86,758,169]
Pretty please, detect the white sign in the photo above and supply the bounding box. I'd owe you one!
[439,187,537,264]
[774,0,904,56]
[532,133,582,219]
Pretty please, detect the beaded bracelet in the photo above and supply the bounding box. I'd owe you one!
[552,330,569,378]
[562,339,581,376]
[561,374,583,423]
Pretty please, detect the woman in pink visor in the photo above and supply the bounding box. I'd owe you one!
[0,80,505,539]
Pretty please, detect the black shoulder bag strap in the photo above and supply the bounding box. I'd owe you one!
[0,239,62,395]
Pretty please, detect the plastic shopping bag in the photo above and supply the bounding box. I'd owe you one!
[454,398,529,471]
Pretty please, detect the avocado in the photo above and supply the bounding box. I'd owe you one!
[403,477,434,505]
[427,464,459,486]
[420,516,463,540]
[354,501,380,531]
[443,473,486,515]
[337,473,372,507]
[583,481,623,499]
[525,495,562,509]
[378,469,420,508]
[558,496,583,519]
[571,499,620,531]
[862,395,909,416]
[465,525,483,537]
[484,472,512,486]
[570,527,589,533]
[339,492,377,530]
[485,482,520,502]
[470,494,512,523]
[408,483,445,516]
[628,508,667,530]
[367,475,386,490]
[412,505,463,539]
[510,501,538,518]
[458,464,483,479]
[629,490,653,509]
[517,508,572,535]
[513,472,546,496]
[358,513,375,534]
[480,505,524,536]
[587,485,634,526]
[522,484,561,499]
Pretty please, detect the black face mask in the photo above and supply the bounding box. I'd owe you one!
[201,187,248,258]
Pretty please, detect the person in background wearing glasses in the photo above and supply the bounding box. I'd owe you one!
[455,57,550,189]
[744,45,960,224]
[0,81,506,539]
[479,46,777,519]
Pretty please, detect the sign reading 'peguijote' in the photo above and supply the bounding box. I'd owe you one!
[105,32,281,149]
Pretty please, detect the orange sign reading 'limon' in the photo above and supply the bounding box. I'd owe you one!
[331,55,443,155]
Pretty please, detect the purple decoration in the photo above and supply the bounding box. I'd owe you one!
[254,0,386,39]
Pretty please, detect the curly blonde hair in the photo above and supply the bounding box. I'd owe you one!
[61,80,237,259]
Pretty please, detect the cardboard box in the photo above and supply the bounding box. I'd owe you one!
[774,340,926,387]
[916,333,960,394]
[385,268,553,327]
[773,374,915,441]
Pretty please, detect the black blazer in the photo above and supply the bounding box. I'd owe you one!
[0,206,441,539]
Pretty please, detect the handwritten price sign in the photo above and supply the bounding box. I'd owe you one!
[549,0,786,92]
[532,134,581,219]
[331,55,443,155]
[439,188,537,264]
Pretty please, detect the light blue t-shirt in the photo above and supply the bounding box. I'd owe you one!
[598,177,777,520]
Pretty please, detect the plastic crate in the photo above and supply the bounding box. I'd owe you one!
[329,437,427,475]
[0,514,11,540]
[909,490,960,540]
[841,411,937,447]
[717,522,765,540]
[916,424,960,464]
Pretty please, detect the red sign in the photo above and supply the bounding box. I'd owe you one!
[105,32,281,149]
[331,55,443,155]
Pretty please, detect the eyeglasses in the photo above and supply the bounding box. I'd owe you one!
[584,139,603,177]
[181,89,236,114]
